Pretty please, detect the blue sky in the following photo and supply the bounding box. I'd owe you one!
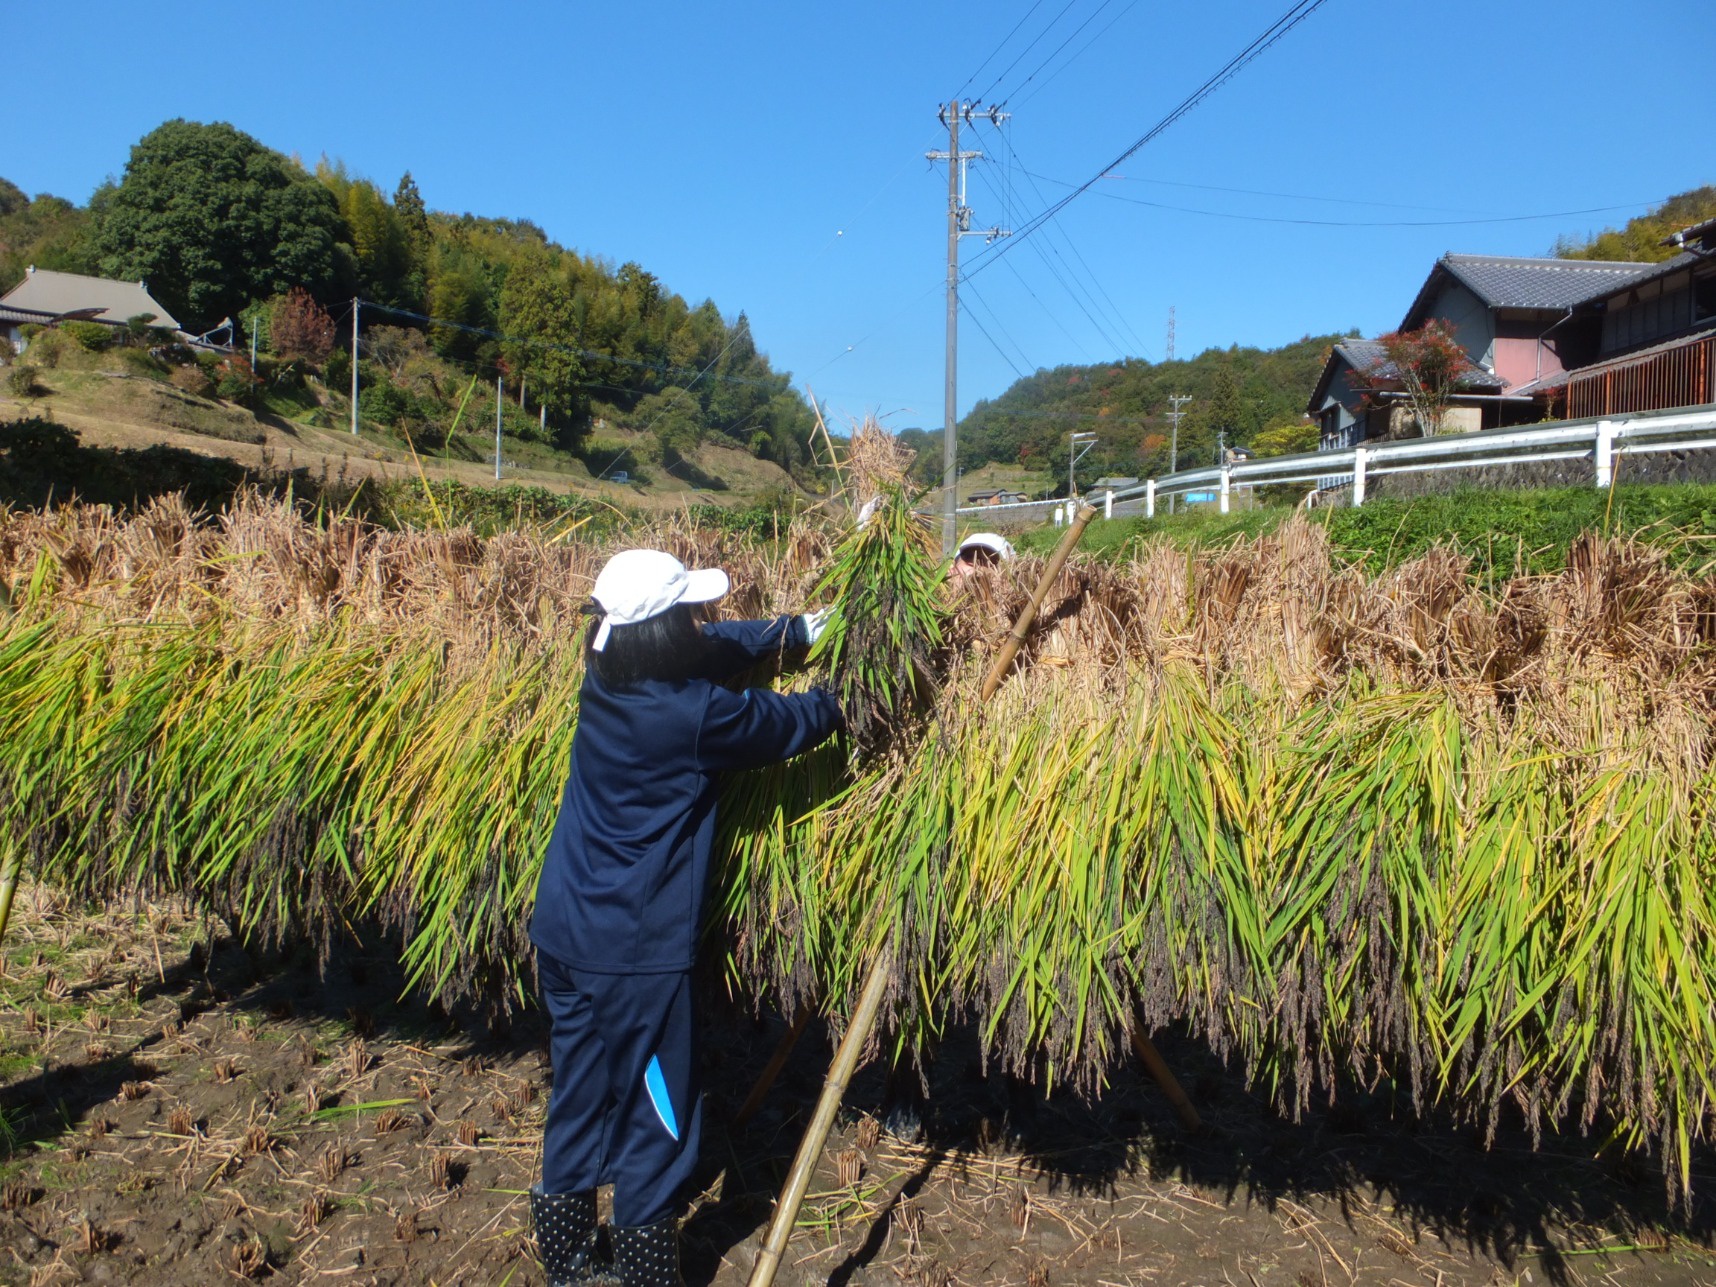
[9,1,1713,431]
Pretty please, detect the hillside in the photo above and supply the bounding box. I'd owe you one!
[0,342,803,514]
[1553,185,1716,264]
[0,119,824,488]
[908,331,1341,496]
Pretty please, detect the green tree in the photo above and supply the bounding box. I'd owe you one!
[317,162,417,310]
[92,120,353,328]
[0,184,98,288]
[497,251,587,439]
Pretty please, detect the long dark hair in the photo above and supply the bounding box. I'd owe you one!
[585,602,709,687]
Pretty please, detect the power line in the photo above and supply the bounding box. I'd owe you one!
[960,298,1028,381]
[357,300,785,391]
[997,0,1121,105]
[1015,0,1144,106]
[965,0,1334,279]
[1040,186,1671,229]
[962,280,1035,374]
[954,0,1051,101]
[976,0,1081,101]
[980,131,1152,356]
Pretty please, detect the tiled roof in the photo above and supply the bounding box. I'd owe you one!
[0,268,180,330]
[1576,250,1703,301]
[1335,339,1505,389]
[1432,254,1654,313]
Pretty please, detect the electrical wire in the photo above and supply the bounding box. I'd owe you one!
[959,298,1028,381]
[357,300,783,391]
[965,0,1334,280]
[978,132,1152,356]
[996,0,1121,105]
[1015,0,1144,106]
[954,0,1051,102]
[962,279,1036,373]
[1051,187,1671,229]
[976,0,1082,102]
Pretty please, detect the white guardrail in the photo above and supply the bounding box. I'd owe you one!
[954,405,1716,522]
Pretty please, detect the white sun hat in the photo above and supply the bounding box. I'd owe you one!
[590,549,729,651]
[956,532,1015,560]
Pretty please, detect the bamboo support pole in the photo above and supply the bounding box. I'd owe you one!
[750,502,1131,1287]
[0,849,22,951]
[733,1006,816,1129]
[1130,1025,1201,1131]
[747,946,894,1287]
[979,502,1098,702]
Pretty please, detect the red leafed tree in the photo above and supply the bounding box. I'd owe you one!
[1347,319,1476,436]
[270,288,336,365]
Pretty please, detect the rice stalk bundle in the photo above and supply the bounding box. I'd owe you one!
[2,494,1715,1193]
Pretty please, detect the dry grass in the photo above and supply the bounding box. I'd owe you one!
[2,468,1715,1196]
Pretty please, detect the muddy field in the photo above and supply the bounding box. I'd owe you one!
[1,885,1712,1286]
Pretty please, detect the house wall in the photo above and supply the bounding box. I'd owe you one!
[1422,280,1496,371]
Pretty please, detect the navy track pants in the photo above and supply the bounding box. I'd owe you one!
[537,953,700,1227]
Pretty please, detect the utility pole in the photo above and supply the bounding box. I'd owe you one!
[1069,431,1097,500]
[495,375,503,482]
[928,101,1010,558]
[350,299,360,436]
[1165,305,1176,364]
[1166,394,1191,515]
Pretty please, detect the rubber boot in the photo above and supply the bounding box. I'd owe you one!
[610,1214,683,1286]
[530,1186,614,1286]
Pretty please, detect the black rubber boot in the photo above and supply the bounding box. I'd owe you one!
[610,1214,683,1286]
[530,1186,614,1286]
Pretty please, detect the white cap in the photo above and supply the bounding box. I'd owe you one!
[590,549,729,651]
[956,532,1014,560]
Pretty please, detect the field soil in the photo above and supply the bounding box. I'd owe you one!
[2,886,1713,1287]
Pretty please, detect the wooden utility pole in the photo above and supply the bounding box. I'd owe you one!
[495,376,503,481]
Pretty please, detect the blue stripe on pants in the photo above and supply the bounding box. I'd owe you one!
[537,954,700,1227]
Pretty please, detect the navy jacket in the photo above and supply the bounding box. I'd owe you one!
[530,616,844,974]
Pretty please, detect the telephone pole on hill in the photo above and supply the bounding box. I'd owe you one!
[929,101,1010,558]
[1166,393,1191,514]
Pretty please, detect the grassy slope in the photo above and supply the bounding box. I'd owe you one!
[1018,485,1716,580]
[2,347,806,511]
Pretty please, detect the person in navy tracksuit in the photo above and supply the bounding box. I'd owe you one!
[529,549,843,1287]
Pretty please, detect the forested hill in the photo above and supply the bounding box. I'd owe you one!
[912,332,1344,489]
[1553,186,1716,264]
[0,119,819,477]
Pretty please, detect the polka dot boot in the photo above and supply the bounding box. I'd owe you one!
[610,1213,683,1287]
[530,1185,618,1286]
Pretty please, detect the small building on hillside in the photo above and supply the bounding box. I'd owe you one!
[963,488,1029,506]
[1,267,181,353]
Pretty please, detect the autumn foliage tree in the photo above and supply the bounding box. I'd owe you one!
[1346,319,1476,436]
[270,288,336,365]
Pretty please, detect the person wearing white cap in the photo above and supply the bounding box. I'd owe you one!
[951,531,1015,580]
[529,549,842,1286]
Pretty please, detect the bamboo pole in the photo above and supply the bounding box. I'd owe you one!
[733,1007,816,1129]
[747,947,893,1287]
[748,502,1115,1287]
[1130,1025,1201,1131]
[0,849,22,951]
[979,502,1098,702]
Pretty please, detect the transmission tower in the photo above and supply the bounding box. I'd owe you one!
[929,101,1011,558]
[1166,305,1176,364]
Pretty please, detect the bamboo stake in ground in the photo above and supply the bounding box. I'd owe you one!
[747,948,893,1287]
[0,850,21,950]
[979,503,1098,701]
[749,503,1116,1287]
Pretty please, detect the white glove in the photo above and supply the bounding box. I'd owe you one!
[800,608,832,645]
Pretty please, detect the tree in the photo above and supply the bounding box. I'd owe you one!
[1345,319,1476,436]
[92,120,353,328]
[497,251,587,439]
[1249,417,1319,457]
[270,287,336,365]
